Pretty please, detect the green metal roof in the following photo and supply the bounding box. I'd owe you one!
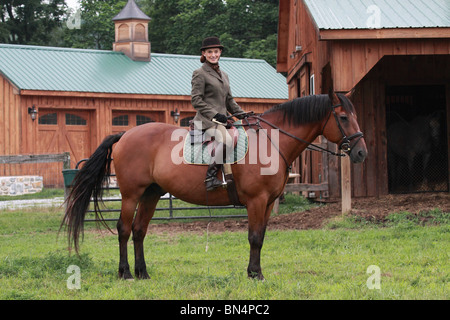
[0,44,288,100]
[304,0,450,30]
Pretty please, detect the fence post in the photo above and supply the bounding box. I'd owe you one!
[341,155,352,215]
[62,152,71,169]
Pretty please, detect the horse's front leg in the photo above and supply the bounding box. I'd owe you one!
[246,198,274,280]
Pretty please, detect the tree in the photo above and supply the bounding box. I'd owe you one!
[144,0,279,66]
[63,0,126,50]
[0,0,280,67]
[0,0,67,45]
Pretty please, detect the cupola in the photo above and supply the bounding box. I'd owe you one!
[112,0,151,61]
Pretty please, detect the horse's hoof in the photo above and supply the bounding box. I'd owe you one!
[119,270,134,280]
[136,271,151,280]
[248,271,265,281]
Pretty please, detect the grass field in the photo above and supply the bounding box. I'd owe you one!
[0,194,448,300]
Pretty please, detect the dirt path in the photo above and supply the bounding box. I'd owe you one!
[147,192,450,234]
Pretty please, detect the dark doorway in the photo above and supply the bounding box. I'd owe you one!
[386,85,448,193]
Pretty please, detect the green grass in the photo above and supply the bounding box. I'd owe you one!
[0,196,448,300]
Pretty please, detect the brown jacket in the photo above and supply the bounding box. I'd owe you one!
[191,62,243,130]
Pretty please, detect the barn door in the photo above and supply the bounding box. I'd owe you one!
[386,85,448,193]
[37,109,92,186]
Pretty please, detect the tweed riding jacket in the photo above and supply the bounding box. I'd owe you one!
[191,62,244,130]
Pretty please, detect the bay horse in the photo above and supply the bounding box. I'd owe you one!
[62,91,367,280]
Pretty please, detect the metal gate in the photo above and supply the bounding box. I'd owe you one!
[63,159,247,223]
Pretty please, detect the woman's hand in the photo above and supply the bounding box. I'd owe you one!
[213,113,228,124]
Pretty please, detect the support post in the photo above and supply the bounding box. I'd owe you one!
[341,155,352,215]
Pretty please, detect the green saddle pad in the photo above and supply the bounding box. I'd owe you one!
[183,121,248,165]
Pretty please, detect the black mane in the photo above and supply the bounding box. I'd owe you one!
[263,94,355,126]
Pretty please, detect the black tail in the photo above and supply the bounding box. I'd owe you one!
[61,132,124,253]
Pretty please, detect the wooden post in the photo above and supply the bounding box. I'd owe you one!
[341,155,352,215]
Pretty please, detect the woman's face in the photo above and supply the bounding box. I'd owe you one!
[203,48,222,64]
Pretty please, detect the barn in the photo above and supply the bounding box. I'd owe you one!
[0,0,288,187]
[277,0,450,199]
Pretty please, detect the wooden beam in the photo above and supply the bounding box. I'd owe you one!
[341,155,352,215]
[19,90,193,100]
[18,90,287,105]
[276,0,290,73]
[0,152,71,169]
[319,27,450,41]
[283,182,328,192]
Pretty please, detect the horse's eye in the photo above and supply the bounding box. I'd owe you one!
[340,115,348,122]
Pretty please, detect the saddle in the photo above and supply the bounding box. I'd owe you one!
[184,120,249,207]
[188,120,239,149]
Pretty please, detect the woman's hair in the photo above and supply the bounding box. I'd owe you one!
[200,54,206,63]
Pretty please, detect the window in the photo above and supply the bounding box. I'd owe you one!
[38,113,57,125]
[65,113,86,125]
[180,116,194,127]
[112,115,129,126]
[136,115,153,126]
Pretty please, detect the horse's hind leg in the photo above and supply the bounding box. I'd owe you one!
[117,196,139,280]
[132,186,160,279]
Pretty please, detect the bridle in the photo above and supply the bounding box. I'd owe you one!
[322,103,364,154]
[237,103,364,160]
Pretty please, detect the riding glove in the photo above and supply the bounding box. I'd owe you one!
[213,113,228,124]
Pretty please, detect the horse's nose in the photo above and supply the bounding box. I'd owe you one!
[351,147,367,163]
[357,148,368,162]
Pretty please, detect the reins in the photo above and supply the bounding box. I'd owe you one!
[233,104,364,169]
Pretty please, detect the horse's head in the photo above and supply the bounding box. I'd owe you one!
[322,92,368,163]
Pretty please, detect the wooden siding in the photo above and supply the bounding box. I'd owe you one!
[277,0,450,198]
[331,39,450,92]
[0,76,21,156]
[1,75,284,173]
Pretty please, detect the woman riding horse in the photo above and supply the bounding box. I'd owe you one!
[62,82,368,281]
[191,37,246,191]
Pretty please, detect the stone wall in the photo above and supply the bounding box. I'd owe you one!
[0,176,43,196]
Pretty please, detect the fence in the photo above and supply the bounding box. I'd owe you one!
[63,159,247,222]
[0,153,71,192]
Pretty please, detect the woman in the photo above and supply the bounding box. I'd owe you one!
[191,36,246,191]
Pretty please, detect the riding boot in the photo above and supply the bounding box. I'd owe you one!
[204,162,226,191]
[204,142,227,191]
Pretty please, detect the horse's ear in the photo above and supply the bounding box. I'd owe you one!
[328,88,340,106]
[344,88,355,100]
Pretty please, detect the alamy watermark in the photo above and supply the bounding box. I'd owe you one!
[67,265,81,290]
[66,9,81,30]
[366,5,381,29]
[366,265,381,290]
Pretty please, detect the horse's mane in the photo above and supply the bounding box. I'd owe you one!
[263,94,355,126]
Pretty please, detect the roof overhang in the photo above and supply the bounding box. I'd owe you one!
[319,27,450,40]
[17,90,287,104]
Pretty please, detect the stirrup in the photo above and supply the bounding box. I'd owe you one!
[205,177,227,191]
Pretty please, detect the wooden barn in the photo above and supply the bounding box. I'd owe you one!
[0,0,288,187]
[277,0,450,199]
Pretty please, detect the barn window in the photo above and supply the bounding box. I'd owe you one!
[136,115,153,126]
[65,113,86,126]
[112,115,129,126]
[38,113,57,125]
[180,116,194,127]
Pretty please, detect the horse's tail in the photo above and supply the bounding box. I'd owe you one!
[61,132,125,253]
